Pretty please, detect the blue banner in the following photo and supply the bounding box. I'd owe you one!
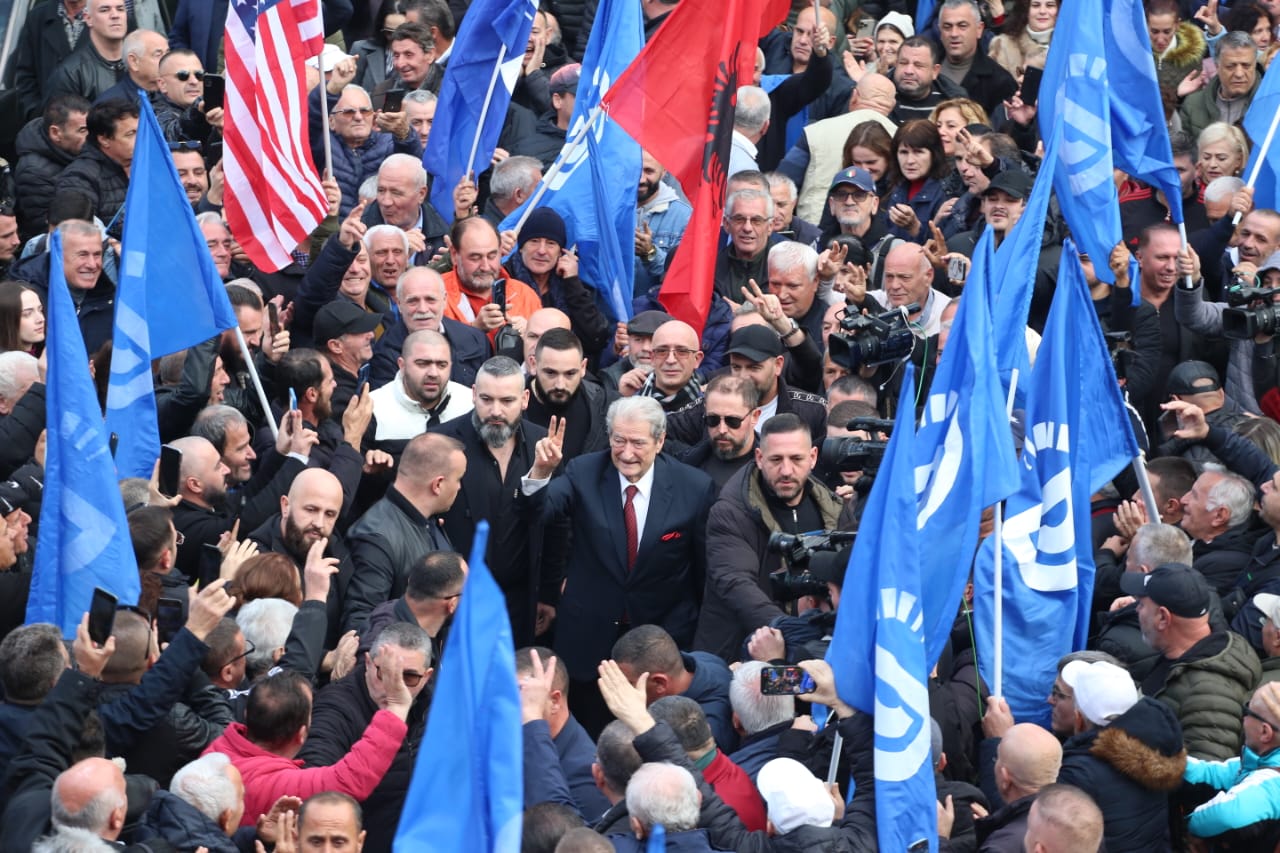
[27,231,141,637]
[499,0,644,321]
[424,0,538,223]
[105,92,239,479]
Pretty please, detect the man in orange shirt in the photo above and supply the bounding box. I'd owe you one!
[442,217,541,347]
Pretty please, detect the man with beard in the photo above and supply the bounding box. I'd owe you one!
[170,435,233,583]
[370,329,474,444]
[635,149,692,293]
[171,145,207,209]
[248,468,353,649]
[693,413,846,662]
[525,328,614,457]
[823,167,888,247]
[889,37,962,124]
[315,301,381,420]
[433,357,566,647]
[368,266,490,390]
[443,217,541,346]
[677,374,761,493]
[343,432,465,633]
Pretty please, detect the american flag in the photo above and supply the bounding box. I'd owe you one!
[224,0,328,272]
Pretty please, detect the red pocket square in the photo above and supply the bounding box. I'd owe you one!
[661,531,682,541]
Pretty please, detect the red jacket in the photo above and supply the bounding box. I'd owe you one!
[703,749,767,831]
[204,710,407,825]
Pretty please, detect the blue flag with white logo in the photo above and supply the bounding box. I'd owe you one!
[425,0,537,224]
[974,241,1139,725]
[828,363,936,853]
[105,93,239,479]
[915,228,1020,669]
[1104,0,1184,225]
[499,0,643,321]
[394,521,522,852]
[26,231,141,637]
[1244,65,1280,212]
[1038,0,1123,282]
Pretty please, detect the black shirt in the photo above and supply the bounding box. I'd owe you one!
[525,381,591,460]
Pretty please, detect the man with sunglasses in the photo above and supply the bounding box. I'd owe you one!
[317,82,423,219]
[676,374,761,494]
[693,412,847,663]
[154,49,223,148]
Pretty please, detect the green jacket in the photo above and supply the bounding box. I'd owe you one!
[1179,72,1263,141]
[1153,630,1261,762]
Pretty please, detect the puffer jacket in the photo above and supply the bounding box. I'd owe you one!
[1153,21,1207,104]
[883,175,951,244]
[136,790,240,853]
[54,145,130,238]
[1152,630,1262,761]
[13,117,77,240]
[1185,743,1280,838]
[1057,697,1188,852]
[327,130,424,218]
[694,466,844,661]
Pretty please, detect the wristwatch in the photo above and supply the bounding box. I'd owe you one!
[780,318,802,343]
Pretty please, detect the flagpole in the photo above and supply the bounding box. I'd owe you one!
[826,728,843,785]
[1132,451,1161,523]
[507,106,604,236]
[318,6,333,179]
[1236,103,1280,226]
[1176,222,1194,289]
[992,367,1019,699]
[466,45,510,180]
[235,327,280,441]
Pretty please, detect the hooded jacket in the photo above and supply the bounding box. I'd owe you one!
[1151,630,1262,761]
[1153,21,1207,104]
[1185,743,1280,838]
[13,117,78,240]
[1057,696,1188,852]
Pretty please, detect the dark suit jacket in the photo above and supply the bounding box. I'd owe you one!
[523,452,716,680]
[168,0,230,72]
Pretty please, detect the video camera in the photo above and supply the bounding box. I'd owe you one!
[1104,330,1133,381]
[766,530,857,602]
[819,417,893,477]
[1223,283,1280,340]
[827,303,919,371]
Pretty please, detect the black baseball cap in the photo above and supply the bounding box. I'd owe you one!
[627,310,672,336]
[1166,360,1222,396]
[983,169,1034,200]
[1119,563,1211,618]
[314,301,382,345]
[809,546,852,587]
[726,325,784,363]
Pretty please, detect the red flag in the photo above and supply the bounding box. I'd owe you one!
[224,0,329,272]
[600,0,789,331]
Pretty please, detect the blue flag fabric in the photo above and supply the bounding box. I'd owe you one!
[1037,0,1124,282]
[105,93,239,479]
[26,232,141,637]
[915,227,1020,669]
[394,521,522,852]
[499,0,643,321]
[425,0,537,224]
[828,363,936,853]
[916,0,936,34]
[1244,65,1280,212]
[1104,0,1184,225]
[974,241,1140,725]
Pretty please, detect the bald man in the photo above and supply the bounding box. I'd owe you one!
[48,758,129,843]
[171,434,234,583]
[1024,784,1105,853]
[977,724,1064,849]
[869,242,952,336]
[635,321,704,412]
[248,468,353,647]
[523,307,572,375]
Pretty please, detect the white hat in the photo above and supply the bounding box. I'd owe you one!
[307,44,351,73]
[1254,592,1280,626]
[1061,660,1139,727]
[875,12,915,41]
[756,757,834,834]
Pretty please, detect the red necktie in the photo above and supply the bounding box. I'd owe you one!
[624,485,638,571]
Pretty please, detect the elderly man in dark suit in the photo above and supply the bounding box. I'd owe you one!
[520,395,717,735]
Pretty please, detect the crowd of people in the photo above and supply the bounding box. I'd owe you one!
[4,0,1280,849]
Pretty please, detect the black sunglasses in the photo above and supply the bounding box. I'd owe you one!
[167,140,202,152]
[1244,701,1277,728]
[222,639,256,668]
[173,69,205,82]
[377,664,426,688]
[704,413,749,429]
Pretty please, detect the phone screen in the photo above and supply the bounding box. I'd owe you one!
[759,665,816,695]
[156,598,184,646]
[88,587,117,646]
[381,90,405,113]
[491,279,507,310]
[158,444,183,499]
[1020,66,1043,107]
[267,302,279,337]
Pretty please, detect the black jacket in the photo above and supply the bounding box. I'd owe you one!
[368,316,491,391]
[360,197,449,262]
[522,110,567,169]
[45,37,124,110]
[343,486,453,633]
[15,251,116,355]
[9,2,81,119]
[667,378,828,447]
[136,790,244,853]
[13,117,78,240]
[1192,527,1258,595]
[0,381,45,480]
[296,662,429,853]
[957,52,1019,119]
[249,516,355,650]
[524,374,614,456]
[54,144,130,238]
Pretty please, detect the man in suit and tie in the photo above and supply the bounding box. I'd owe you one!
[521,396,717,735]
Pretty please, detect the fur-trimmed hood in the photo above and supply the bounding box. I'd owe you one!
[1155,20,1208,94]
[1089,697,1188,792]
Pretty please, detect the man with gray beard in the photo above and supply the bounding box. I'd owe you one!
[822,166,890,247]
[431,357,569,646]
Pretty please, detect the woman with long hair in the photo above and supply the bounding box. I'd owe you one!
[882,120,953,242]
[0,281,44,356]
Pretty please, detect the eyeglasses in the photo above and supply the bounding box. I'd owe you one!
[651,345,698,361]
[704,413,750,429]
[333,107,374,117]
[1049,684,1071,702]
[172,69,206,82]
[167,140,202,152]
[222,639,256,668]
[727,215,768,228]
[831,189,871,203]
[1244,701,1277,728]
[377,664,427,688]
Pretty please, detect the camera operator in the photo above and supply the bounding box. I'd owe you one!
[692,414,852,663]
[817,401,887,529]
[744,546,850,665]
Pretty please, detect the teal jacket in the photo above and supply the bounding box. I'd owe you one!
[1185,745,1280,837]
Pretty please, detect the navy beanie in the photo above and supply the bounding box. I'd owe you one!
[519,207,567,248]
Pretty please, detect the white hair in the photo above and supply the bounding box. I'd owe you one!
[0,351,39,399]
[734,85,771,135]
[606,396,667,440]
[730,661,795,734]
[1202,466,1256,529]
[766,172,797,202]
[170,753,239,823]
[363,223,410,255]
[236,598,297,675]
[380,153,428,190]
[625,763,701,832]
[768,241,818,281]
[358,175,379,203]
[1204,175,1245,203]
[33,827,115,853]
[725,188,775,220]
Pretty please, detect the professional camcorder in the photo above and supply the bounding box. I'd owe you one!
[819,417,893,477]
[827,303,919,370]
[1223,284,1280,340]
[766,530,857,601]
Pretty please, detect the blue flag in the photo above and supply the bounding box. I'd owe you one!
[1038,0,1123,282]
[916,0,936,34]
[424,0,537,224]
[499,0,643,321]
[1244,64,1280,212]
[828,364,936,853]
[1104,0,1184,225]
[394,521,522,852]
[105,93,239,479]
[26,231,141,637]
[974,241,1140,725]
[915,228,1020,669]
